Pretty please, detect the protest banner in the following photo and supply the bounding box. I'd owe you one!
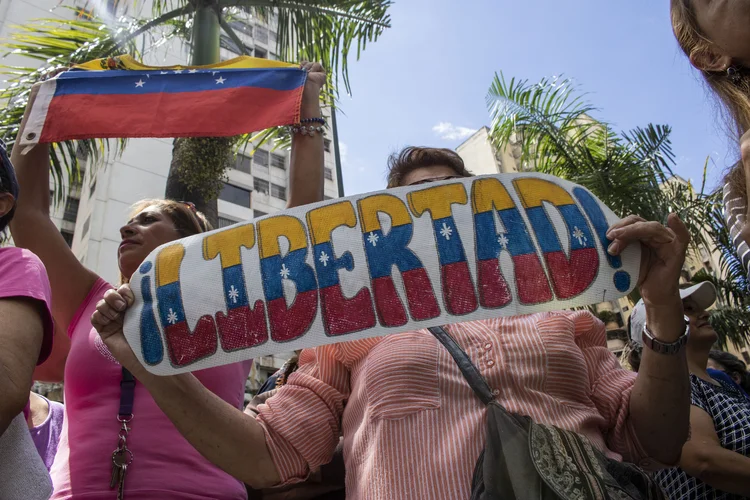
[123,173,640,375]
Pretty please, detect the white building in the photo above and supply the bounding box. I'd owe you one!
[1,0,341,393]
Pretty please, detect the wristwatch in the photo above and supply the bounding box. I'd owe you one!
[642,316,690,355]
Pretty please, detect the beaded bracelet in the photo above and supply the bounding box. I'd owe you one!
[300,117,326,126]
[288,124,325,136]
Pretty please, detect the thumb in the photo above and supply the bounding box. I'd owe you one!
[667,213,690,246]
[118,284,136,306]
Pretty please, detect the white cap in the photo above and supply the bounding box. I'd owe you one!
[628,282,717,344]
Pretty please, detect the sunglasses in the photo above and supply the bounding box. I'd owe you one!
[405,175,465,187]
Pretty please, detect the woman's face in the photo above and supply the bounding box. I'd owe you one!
[683,296,718,345]
[692,0,750,65]
[118,205,182,279]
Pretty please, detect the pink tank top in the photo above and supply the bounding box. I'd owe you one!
[50,279,252,499]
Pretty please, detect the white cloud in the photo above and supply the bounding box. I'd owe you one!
[432,122,477,141]
[338,141,349,164]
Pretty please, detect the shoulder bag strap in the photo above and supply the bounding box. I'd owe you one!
[428,326,495,406]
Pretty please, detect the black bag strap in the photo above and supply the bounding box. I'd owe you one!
[428,326,495,406]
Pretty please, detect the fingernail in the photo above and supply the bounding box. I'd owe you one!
[606,228,619,238]
[607,242,618,255]
[114,299,126,311]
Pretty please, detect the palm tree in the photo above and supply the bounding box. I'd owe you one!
[0,1,392,223]
[486,73,715,249]
[486,72,749,348]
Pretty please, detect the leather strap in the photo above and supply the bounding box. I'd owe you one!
[118,368,136,418]
[428,326,495,406]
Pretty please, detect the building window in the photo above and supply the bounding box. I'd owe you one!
[235,154,252,174]
[254,149,269,167]
[254,210,267,218]
[218,216,240,228]
[271,153,285,170]
[254,178,270,194]
[63,197,80,223]
[60,229,74,247]
[219,183,251,208]
[75,142,88,161]
[255,26,268,44]
[254,47,267,59]
[271,183,286,200]
[324,168,333,181]
[81,215,91,237]
[324,139,331,153]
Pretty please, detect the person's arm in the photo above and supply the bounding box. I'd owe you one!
[287,61,326,209]
[9,84,99,340]
[607,213,691,466]
[0,298,44,435]
[92,286,350,489]
[679,405,750,496]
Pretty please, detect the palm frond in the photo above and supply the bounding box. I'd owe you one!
[152,0,392,95]
[0,12,181,200]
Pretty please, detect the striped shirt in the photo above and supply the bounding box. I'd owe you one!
[723,181,750,276]
[253,311,652,500]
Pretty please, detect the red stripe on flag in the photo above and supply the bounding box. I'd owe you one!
[40,85,303,142]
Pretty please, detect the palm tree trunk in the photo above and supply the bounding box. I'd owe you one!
[164,1,222,227]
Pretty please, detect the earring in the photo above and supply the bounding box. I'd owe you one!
[727,66,743,84]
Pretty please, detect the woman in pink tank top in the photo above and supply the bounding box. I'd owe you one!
[9,63,327,499]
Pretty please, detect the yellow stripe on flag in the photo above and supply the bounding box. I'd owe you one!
[74,54,297,71]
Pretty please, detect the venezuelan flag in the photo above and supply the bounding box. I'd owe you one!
[20,55,306,146]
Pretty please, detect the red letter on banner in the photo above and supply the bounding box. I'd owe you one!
[203,224,269,351]
[357,194,440,327]
[307,201,376,336]
[408,183,478,315]
[155,244,218,367]
[257,215,319,342]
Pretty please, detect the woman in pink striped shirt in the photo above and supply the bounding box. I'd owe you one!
[95,147,693,499]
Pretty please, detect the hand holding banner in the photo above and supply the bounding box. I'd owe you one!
[123,173,640,375]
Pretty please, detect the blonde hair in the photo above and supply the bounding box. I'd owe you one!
[119,199,212,284]
[671,0,750,203]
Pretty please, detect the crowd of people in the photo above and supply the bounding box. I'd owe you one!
[2,1,750,498]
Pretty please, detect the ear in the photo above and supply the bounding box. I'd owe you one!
[690,49,733,72]
[0,192,15,219]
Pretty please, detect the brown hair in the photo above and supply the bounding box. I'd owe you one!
[671,0,750,203]
[120,198,212,284]
[386,146,472,188]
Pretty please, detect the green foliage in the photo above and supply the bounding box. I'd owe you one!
[173,136,237,199]
[486,73,716,251]
[594,310,619,325]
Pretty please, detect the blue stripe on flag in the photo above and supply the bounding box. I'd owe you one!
[54,67,306,95]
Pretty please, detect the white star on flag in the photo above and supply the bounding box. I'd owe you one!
[572,226,587,246]
[135,79,145,88]
[439,222,453,240]
[319,251,330,267]
[160,71,169,74]
[228,285,240,304]
[215,76,226,84]
[498,234,509,250]
[280,264,291,279]
[367,232,379,247]
[173,69,183,74]
[188,69,198,73]
[167,308,179,325]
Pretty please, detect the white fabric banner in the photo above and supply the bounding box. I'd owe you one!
[123,173,640,375]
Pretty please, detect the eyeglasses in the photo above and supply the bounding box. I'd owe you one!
[405,175,465,187]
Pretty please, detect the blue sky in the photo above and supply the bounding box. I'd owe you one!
[336,0,736,197]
